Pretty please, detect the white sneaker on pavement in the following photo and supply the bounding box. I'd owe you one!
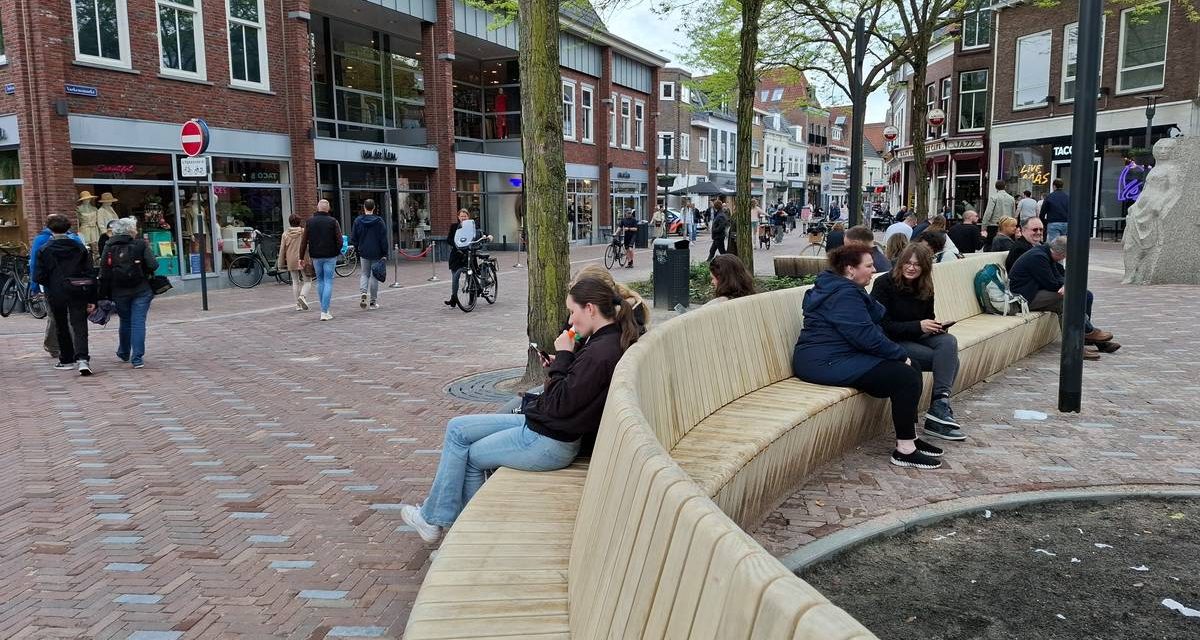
[297,295,309,310]
[401,504,442,543]
[369,302,380,310]
[78,360,92,376]
[320,312,332,321]
[360,293,368,309]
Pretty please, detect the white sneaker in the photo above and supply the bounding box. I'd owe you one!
[369,302,380,310]
[297,295,309,310]
[320,312,332,321]
[360,293,368,309]
[78,361,92,376]
[401,504,442,543]
[54,362,75,370]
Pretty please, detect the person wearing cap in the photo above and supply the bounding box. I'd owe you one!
[884,210,917,243]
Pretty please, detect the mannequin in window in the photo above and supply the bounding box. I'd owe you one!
[96,193,120,234]
[494,88,508,139]
[76,191,101,250]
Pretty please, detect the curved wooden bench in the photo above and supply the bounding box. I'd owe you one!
[406,252,1057,639]
[773,254,826,277]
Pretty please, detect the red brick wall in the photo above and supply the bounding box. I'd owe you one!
[560,67,602,167]
[424,13,457,233]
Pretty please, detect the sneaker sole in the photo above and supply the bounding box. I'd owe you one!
[297,300,309,310]
[924,412,962,428]
[890,457,942,469]
[923,427,967,441]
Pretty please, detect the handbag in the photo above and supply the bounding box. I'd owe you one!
[371,258,387,283]
[87,300,116,325]
[149,275,173,295]
[64,276,98,302]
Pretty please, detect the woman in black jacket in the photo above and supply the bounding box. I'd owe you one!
[870,243,964,441]
[400,276,642,542]
[444,209,482,307]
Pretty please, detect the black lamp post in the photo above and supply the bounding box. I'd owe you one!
[1139,94,1162,166]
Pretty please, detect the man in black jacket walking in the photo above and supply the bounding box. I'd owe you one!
[707,205,730,262]
[33,214,97,375]
[351,199,388,310]
[299,199,343,320]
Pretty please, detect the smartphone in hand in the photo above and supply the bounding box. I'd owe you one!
[938,320,957,331]
[529,342,552,365]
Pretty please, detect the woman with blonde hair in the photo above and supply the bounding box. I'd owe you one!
[990,216,1018,252]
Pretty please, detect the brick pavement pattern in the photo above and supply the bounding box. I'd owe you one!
[2,239,1193,638]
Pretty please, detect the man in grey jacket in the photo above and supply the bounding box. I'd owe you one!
[981,180,1015,249]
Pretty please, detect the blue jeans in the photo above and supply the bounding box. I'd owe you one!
[420,414,582,527]
[1046,222,1069,244]
[115,289,153,365]
[312,257,337,312]
[687,223,697,242]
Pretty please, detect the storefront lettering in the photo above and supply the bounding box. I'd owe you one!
[361,149,398,162]
[616,171,632,179]
[95,164,136,176]
[1053,144,1099,159]
[1018,163,1050,186]
[250,171,279,182]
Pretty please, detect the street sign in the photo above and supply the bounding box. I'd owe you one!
[883,125,899,141]
[180,119,210,157]
[927,108,946,128]
[180,156,210,179]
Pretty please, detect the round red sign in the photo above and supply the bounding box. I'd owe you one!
[926,108,946,127]
[882,125,899,141]
[180,119,210,157]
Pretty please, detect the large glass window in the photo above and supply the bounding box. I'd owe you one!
[73,0,130,66]
[157,0,204,77]
[1063,20,1106,102]
[566,178,596,242]
[580,86,594,143]
[1014,31,1052,109]
[0,151,24,252]
[453,58,519,153]
[962,9,991,48]
[1118,1,1169,93]
[228,0,268,88]
[958,70,988,132]
[562,80,576,140]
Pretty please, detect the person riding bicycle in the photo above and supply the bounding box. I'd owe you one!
[619,208,638,269]
[445,209,487,307]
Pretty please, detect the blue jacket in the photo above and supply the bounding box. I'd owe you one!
[29,228,84,290]
[350,214,389,260]
[1008,244,1064,302]
[1041,189,1070,224]
[793,270,909,386]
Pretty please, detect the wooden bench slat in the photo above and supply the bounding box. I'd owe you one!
[416,583,567,604]
[404,615,568,639]
[408,598,568,622]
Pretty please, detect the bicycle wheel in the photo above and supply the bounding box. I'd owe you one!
[454,268,477,312]
[226,255,265,289]
[481,262,498,304]
[335,249,358,277]
[799,242,825,257]
[604,244,618,269]
[27,293,47,319]
[618,245,629,268]
[0,277,16,317]
[274,267,292,285]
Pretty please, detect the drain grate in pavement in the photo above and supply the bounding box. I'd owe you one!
[445,367,525,404]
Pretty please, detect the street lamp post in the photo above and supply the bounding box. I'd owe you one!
[1058,0,1102,413]
[1139,94,1162,166]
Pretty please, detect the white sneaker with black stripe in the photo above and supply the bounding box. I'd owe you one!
[890,449,942,469]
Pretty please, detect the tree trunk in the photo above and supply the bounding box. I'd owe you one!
[849,87,866,227]
[520,0,569,385]
[734,0,764,271]
[908,47,931,221]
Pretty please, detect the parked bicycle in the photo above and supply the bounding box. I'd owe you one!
[0,254,48,319]
[798,220,829,256]
[335,244,359,277]
[603,234,629,269]
[226,230,292,289]
[453,236,498,312]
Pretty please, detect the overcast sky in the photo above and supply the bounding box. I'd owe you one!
[601,1,891,122]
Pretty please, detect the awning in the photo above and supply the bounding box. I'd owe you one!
[952,152,985,163]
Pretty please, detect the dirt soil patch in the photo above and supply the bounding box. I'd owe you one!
[802,498,1200,639]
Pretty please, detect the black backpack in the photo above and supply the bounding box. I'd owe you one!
[106,240,147,288]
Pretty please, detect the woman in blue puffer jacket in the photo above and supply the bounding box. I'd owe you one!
[792,244,943,470]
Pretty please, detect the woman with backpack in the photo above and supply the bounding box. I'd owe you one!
[99,217,158,369]
[870,243,964,441]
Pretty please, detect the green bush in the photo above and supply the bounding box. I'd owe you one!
[628,262,814,305]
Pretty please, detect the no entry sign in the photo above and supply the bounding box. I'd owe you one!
[180,118,210,157]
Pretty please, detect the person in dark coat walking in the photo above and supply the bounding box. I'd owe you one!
[707,205,730,262]
[792,245,942,469]
[33,214,97,375]
[351,199,388,310]
[99,217,158,369]
[870,243,964,440]
[298,199,343,320]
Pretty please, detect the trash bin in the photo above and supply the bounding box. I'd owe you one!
[635,221,650,248]
[652,238,690,310]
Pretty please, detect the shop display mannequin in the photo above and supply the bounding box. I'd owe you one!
[76,191,101,248]
[183,193,206,238]
[97,193,120,233]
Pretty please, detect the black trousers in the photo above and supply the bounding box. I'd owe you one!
[707,236,727,262]
[48,296,89,365]
[851,359,922,441]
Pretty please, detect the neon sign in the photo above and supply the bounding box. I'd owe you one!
[1118,162,1148,202]
[1018,164,1050,186]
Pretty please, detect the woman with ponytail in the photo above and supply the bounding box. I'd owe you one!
[400,275,640,543]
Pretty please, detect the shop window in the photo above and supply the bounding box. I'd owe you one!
[1118,1,1169,94]
[227,0,269,89]
[1014,31,1052,109]
[581,86,594,143]
[1062,20,1106,102]
[72,149,174,182]
[0,151,23,252]
[210,158,286,184]
[157,0,205,78]
[634,101,645,151]
[72,0,131,67]
[958,70,988,132]
[562,80,576,140]
[961,8,991,49]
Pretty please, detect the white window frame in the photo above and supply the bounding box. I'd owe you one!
[634,100,645,151]
[939,77,951,136]
[1013,30,1053,110]
[660,81,675,100]
[609,93,617,147]
[0,14,7,66]
[71,0,133,69]
[561,79,577,141]
[580,85,594,144]
[1061,19,1106,103]
[771,88,783,101]
[1116,1,1170,95]
[961,8,991,50]
[699,136,708,169]
[227,0,270,90]
[620,97,632,149]
[156,0,207,80]
[681,86,691,103]
[657,131,674,159]
[925,83,937,138]
[680,133,690,160]
[958,70,988,132]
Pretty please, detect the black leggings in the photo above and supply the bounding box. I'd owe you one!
[851,359,922,441]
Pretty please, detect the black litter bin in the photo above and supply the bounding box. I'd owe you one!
[652,238,690,310]
[635,221,650,248]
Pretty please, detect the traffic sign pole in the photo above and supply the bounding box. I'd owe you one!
[180,119,212,310]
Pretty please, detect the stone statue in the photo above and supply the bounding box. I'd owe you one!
[1123,138,1200,285]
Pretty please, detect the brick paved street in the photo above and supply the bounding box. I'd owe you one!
[2,238,1194,638]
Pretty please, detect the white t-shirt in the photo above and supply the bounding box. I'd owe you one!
[884,221,914,242]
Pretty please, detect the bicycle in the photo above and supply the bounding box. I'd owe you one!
[226,230,293,289]
[453,236,498,313]
[0,255,49,319]
[798,221,829,257]
[336,245,359,277]
[604,234,629,270]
